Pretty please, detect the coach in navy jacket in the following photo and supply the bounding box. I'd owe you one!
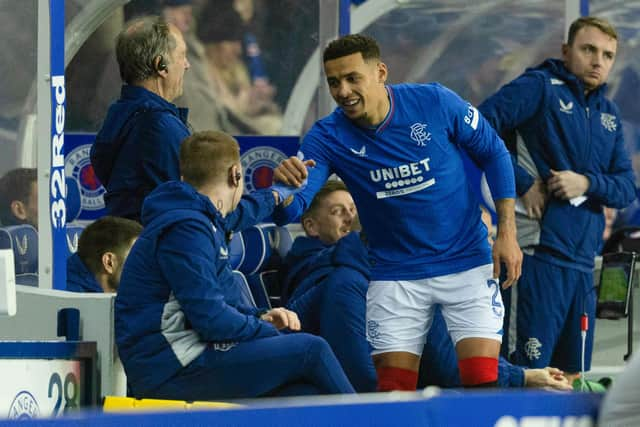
[479,17,636,378]
[116,131,354,400]
[91,16,190,221]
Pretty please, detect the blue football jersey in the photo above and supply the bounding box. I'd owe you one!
[276,83,514,280]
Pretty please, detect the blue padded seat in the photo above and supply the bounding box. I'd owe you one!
[228,232,245,271]
[231,270,256,308]
[0,225,38,286]
[65,224,85,258]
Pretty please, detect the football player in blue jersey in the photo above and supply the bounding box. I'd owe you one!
[271,34,522,390]
[479,16,635,383]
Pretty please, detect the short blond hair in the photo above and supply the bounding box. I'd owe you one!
[180,131,240,189]
[568,16,617,45]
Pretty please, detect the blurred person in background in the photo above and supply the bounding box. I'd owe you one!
[198,1,282,135]
[0,168,37,228]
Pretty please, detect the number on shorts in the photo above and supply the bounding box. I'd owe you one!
[486,278,503,316]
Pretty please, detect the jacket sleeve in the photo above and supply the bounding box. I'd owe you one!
[497,357,525,388]
[584,119,636,208]
[479,73,546,196]
[157,220,279,342]
[139,112,190,186]
[225,189,276,232]
[273,159,331,226]
[438,85,515,200]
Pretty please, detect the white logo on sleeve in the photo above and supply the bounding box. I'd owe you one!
[464,105,480,130]
[524,337,542,360]
[409,123,431,146]
[601,113,617,132]
[559,99,574,114]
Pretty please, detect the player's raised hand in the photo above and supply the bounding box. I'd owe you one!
[273,154,316,187]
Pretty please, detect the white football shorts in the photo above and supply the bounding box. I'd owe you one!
[366,263,504,355]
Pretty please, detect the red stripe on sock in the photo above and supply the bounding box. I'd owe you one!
[376,366,418,391]
[458,357,498,386]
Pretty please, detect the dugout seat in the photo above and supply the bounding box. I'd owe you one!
[0,225,38,286]
[231,270,256,308]
[228,232,245,270]
[65,224,85,258]
[239,223,292,305]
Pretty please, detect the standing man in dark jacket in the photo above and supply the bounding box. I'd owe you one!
[116,131,354,400]
[91,16,191,221]
[479,16,636,382]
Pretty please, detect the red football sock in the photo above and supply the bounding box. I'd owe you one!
[458,357,498,387]
[376,366,418,391]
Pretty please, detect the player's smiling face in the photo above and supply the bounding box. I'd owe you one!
[324,52,388,127]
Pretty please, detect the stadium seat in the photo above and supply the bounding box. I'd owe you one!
[0,225,38,286]
[228,232,245,270]
[231,270,256,308]
[65,224,85,258]
[238,226,269,275]
[240,223,293,275]
[247,270,281,308]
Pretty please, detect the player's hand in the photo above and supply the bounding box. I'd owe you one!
[260,307,301,331]
[273,155,316,187]
[521,178,547,219]
[491,227,522,289]
[547,169,590,200]
[524,367,573,391]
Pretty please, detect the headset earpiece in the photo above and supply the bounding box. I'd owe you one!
[156,55,168,73]
[235,171,242,184]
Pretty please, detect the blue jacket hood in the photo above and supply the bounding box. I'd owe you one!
[531,58,609,100]
[141,181,221,236]
[66,253,102,293]
[92,85,188,187]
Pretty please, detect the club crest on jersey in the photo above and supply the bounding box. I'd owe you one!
[409,123,431,146]
[240,147,287,193]
[524,337,542,360]
[601,113,617,132]
[65,144,106,212]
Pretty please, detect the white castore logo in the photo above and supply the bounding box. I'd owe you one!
[14,235,28,256]
[559,99,573,114]
[601,113,617,132]
[409,123,431,146]
[66,233,79,254]
[349,145,367,157]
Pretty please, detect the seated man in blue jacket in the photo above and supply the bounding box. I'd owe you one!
[67,216,142,293]
[283,182,571,391]
[115,130,354,400]
[283,181,376,392]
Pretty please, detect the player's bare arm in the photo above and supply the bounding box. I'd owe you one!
[521,178,548,219]
[273,156,316,187]
[492,198,523,288]
[547,169,590,200]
